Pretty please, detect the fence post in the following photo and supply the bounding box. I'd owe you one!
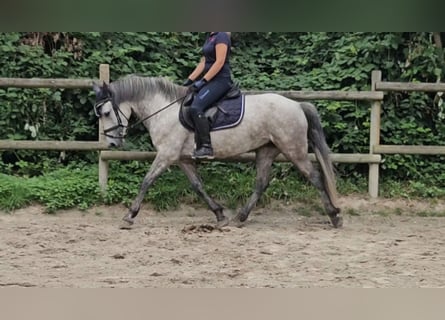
[98,64,110,192]
[368,70,382,198]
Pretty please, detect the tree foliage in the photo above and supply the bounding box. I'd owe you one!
[0,32,444,184]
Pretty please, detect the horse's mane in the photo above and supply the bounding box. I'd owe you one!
[109,75,185,105]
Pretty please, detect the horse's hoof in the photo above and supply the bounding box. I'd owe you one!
[120,216,134,230]
[235,211,248,222]
[330,215,343,228]
[231,214,246,228]
[216,217,229,228]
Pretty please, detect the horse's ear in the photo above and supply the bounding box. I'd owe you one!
[92,82,102,95]
[102,81,110,91]
[102,81,113,97]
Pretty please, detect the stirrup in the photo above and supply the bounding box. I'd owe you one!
[192,146,214,159]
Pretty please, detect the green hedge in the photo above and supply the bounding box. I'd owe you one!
[1,32,444,186]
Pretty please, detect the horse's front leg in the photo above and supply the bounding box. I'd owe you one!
[178,160,228,228]
[121,156,173,228]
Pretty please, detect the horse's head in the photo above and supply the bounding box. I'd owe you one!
[93,82,130,148]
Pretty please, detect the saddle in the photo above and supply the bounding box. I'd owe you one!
[179,82,242,131]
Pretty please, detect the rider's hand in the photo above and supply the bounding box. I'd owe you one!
[191,78,207,92]
[182,78,193,86]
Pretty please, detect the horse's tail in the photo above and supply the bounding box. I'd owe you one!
[300,102,339,209]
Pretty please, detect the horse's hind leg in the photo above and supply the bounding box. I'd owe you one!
[286,152,341,227]
[178,160,228,227]
[233,144,280,224]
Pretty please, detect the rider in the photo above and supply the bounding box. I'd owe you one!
[183,32,233,159]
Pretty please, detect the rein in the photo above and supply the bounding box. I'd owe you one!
[128,95,186,131]
[96,94,186,139]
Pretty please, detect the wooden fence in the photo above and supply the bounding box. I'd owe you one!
[1,65,443,197]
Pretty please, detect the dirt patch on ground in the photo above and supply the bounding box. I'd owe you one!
[1,195,445,287]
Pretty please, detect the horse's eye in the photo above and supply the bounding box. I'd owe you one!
[103,110,111,117]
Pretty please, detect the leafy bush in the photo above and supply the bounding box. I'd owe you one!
[1,32,445,208]
[28,165,101,212]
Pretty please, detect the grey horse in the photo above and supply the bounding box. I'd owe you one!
[93,75,342,228]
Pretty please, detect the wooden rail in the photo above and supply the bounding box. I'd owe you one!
[246,90,384,101]
[0,140,108,151]
[0,78,95,89]
[374,145,445,155]
[100,151,382,163]
[375,81,445,92]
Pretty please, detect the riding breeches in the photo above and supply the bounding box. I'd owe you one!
[190,78,232,116]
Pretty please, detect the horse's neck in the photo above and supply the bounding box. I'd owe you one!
[133,94,179,135]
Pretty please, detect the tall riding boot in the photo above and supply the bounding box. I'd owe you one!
[192,113,214,159]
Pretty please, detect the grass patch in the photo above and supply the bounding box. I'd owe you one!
[296,206,315,217]
[415,210,445,217]
[0,174,33,211]
[379,179,445,199]
[1,161,444,214]
[374,210,391,217]
[344,208,360,216]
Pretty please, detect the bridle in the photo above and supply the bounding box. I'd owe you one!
[94,94,187,139]
[94,97,129,139]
